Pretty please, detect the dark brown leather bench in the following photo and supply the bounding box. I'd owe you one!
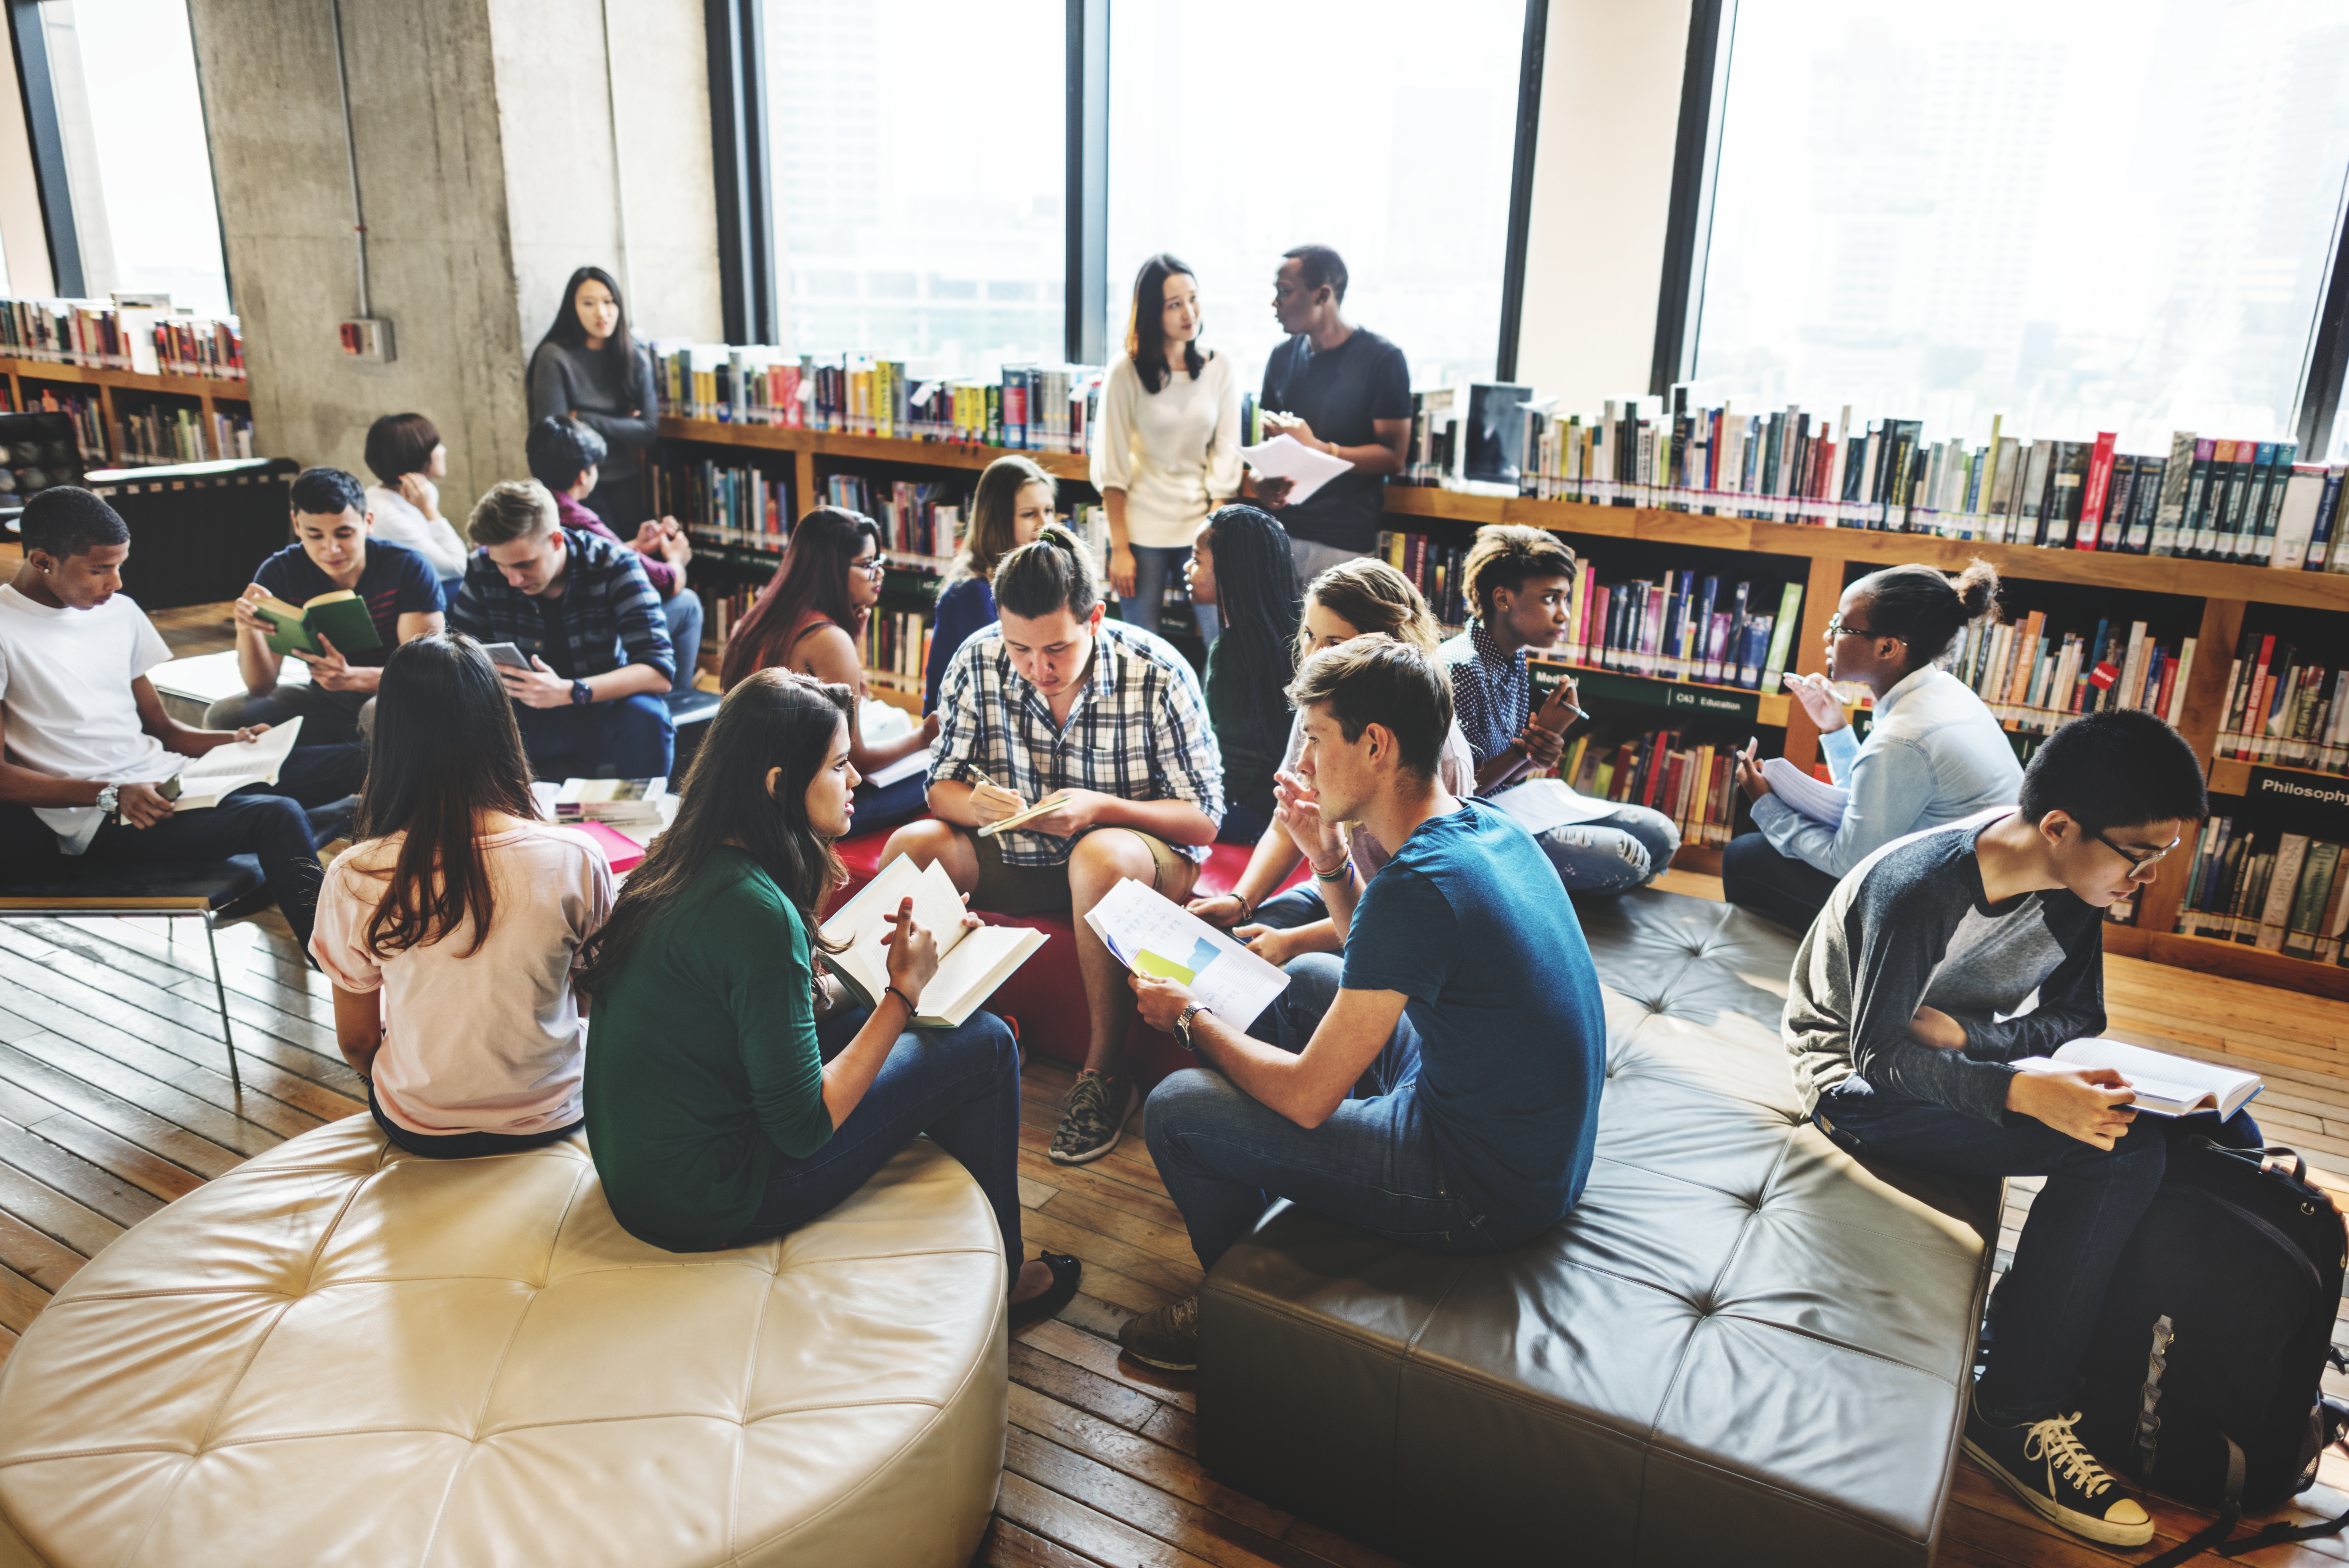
[1197,891,1999,1567]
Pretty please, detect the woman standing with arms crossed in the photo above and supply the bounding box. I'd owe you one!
[528,266,660,531]
[923,455,1057,712]
[1092,253,1241,644]
[579,669,1080,1325]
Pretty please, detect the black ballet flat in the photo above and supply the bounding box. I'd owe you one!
[1008,1251,1082,1331]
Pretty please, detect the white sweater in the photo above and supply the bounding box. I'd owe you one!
[366,484,471,578]
[1089,350,1243,549]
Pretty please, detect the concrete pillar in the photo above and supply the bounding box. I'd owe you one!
[188,0,720,520]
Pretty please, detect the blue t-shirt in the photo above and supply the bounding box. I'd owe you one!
[1340,797,1606,1229]
[255,538,443,667]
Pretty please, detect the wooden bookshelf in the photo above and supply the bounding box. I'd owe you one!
[0,355,251,467]
[655,422,2349,1000]
[2207,756,2347,796]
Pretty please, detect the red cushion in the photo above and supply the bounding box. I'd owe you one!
[830,826,1296,1082]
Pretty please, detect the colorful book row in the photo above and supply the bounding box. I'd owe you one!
[2214,635,2347,774]
[2173,824,2349,962]
[651,343,1102,455]
[0,297,244,380]
[1946,613,2194,736]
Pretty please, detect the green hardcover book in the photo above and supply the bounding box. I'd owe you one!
[2251,439,2297,560]
[1760,581,1804,689]
[2284,841,2342,959]
[252,589,380,660]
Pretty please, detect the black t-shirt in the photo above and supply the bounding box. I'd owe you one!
[535,592,577,681]
[254,539,443,667]
[1258,327,1412,551]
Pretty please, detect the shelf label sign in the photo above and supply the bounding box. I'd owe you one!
[1532,662,1759,723]
[2239,767,2349,836]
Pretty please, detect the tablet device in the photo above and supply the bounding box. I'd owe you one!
[482,641,533,670]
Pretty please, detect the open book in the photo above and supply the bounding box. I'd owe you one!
[251,589,380,659]
[818,855,1045,1029]
[555,777,668,824]
[166,718,304,810]
[1761,756,1849,830]
[2012,1039,2263,1119]
[1082,876,1289,1032]
[863,748,934,790]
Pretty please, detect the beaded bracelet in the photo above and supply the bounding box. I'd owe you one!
[1313,858,1353,883]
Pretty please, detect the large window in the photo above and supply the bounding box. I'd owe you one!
[1104,0,1525,395]
[33,0,231,314]
[763,0,1065,377]
[1688,0,2349,454]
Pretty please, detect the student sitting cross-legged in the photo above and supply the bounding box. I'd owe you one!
[524,415,703,695]
[450,479,676,782]
[312,633,612,1157]
[1187,557,1476,968]
[577,668,1081,1328]
[1436,525,1679,895]
[879,526,1224,1167]
[1121,637,1606,1371]
[1785,709,2255,1547]
[209,466,447,747]
[0,487,365,953]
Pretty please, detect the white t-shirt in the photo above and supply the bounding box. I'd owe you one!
[311,822,614,1137]
[0,583,178,851]
[365,484,471,578]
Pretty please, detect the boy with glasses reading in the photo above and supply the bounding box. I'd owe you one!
[1784,708,2254,1548]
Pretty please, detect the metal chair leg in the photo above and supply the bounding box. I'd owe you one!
[203,916,241,1092]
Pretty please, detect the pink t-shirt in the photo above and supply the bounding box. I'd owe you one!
[312,822,614,1136]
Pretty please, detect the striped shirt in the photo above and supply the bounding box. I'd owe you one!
[1437,619,1528,766]
[931,618,1225,867]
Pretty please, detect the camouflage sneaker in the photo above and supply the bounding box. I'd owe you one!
[1049,1069,1138,1165]
[1118,1295,1200,1371]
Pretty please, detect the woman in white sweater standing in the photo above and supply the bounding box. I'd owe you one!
[1091,253,1241,644]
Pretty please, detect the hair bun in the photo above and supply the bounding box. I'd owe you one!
[1953,558,2000,620]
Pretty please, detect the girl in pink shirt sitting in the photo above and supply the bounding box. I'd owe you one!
[313,632,614,1156]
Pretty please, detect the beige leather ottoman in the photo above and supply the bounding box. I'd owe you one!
[0,1118,1007,1567]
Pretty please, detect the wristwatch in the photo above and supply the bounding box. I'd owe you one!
[93,783,120,820]
[1175,1001,1212,1054]
[570,679,593,706]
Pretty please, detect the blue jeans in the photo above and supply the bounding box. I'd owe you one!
[1515,790,1680,895]
[1813,1083,2261,1420]
[851,770,929,835]
[661,590,705,696]
[205,681,375,748]
[731,1009,1025,1270]
[513,691,674,781]
[1217,798,1271,845]
[0,743,365,951]
[1121,542,1218,644]
[1148,951,1540,1274]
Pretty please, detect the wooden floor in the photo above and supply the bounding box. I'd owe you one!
[6,592,2349,1564]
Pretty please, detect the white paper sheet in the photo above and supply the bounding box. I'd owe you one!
[1083,877,1289,1031]
[864,748,934,789]
[1240,434,1354,508]
[1493,780,1628,835]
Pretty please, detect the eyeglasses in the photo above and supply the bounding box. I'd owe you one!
[2089,827,2181,879]
[1825,611,1891,641]
[853,557,887,576]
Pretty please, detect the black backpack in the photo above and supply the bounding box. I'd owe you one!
[2076,1136,2349,1566]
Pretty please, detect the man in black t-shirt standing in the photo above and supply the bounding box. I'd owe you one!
[1247,245,1412,581]
[210,467,447,746]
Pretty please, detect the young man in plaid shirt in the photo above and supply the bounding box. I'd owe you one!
[450,480,676,781]
[881,527,1224,1165]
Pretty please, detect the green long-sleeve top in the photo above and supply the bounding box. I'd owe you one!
[584,848,833,1251]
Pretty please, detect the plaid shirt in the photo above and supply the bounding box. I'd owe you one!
[1437,619,1528,767]
[450,526,675,685]
[931,618,1224,867]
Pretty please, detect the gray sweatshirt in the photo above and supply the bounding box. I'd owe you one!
[1783,810,2107,1124]
[528,340,660,487]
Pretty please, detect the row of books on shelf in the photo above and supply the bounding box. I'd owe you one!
[862,608,932,689]
[1546,729,1741,849]
[1946,612,2194,735]
[651,457,791,551]
[651,343,1102,454]
[1377,531,1808,695]
[6,386,105,461]
[2213,634,2349,773]
[2171,824,2349,962]
[0,297,245,379]
[820,474,968,561]
[1510,396,2349,567]
[116,405,253,466]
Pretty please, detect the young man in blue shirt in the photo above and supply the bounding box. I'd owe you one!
[1122,637,1606,1370]
[210,467,446,745]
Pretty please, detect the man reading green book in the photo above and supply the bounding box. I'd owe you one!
[208,467,447,746]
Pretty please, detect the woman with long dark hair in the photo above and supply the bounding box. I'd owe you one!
[311,633,613,1157]
[1182,504,1301,841]
[528,265,660,530]
[922,454,1057,711]
[1090,252,1241,643]
[579,669,1080,1324]
[719,505,938,829]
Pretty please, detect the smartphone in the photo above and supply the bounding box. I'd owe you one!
[481,641,532,670]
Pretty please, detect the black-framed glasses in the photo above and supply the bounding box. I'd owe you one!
[1825,611,1888,640]
[2089,826,2180,877]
